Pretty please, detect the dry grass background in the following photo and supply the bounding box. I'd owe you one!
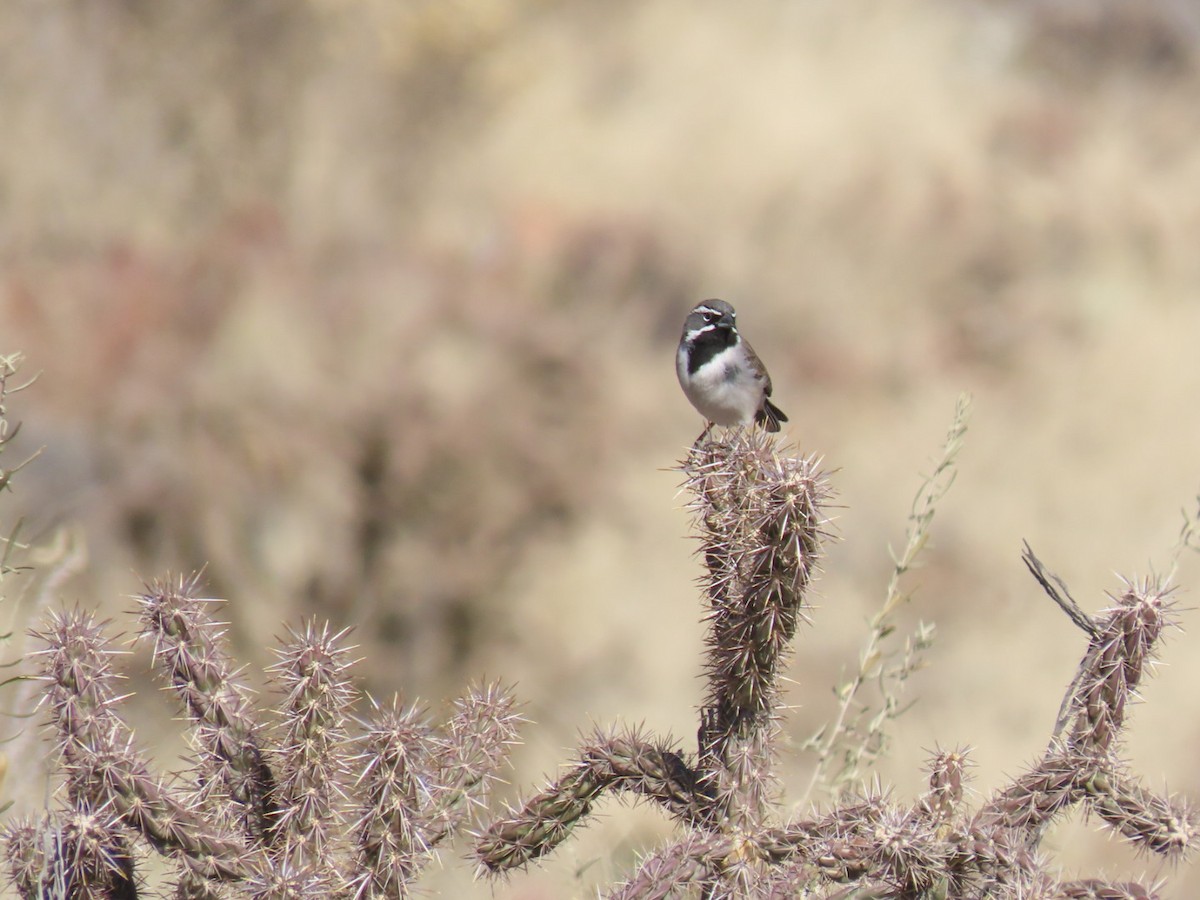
[5,0,1200,895]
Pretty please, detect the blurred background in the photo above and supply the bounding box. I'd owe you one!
[5,0,1200,895]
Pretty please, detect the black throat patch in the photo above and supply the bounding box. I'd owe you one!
[686,326,738,375]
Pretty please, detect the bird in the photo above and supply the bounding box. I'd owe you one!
[676,299,788,433]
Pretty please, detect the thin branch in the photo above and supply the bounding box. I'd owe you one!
[1021,541,1098,637]
[802,393,970,802]
[1167,492,1200,582]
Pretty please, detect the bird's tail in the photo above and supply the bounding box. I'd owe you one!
[757,399,788,433]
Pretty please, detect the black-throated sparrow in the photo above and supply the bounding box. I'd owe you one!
[676,299,788,433]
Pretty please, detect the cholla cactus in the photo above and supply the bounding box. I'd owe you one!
[5,404,1199,898]
[474,428,1197,898]
[137,576,279,850]
[475,429,835,890]
[3,580,522,898]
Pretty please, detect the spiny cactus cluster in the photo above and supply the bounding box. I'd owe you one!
[472,430,1196,898]
[3,579,521,898]
[4,419,1198,897]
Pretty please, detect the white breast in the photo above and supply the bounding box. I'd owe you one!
[676,344,760,426]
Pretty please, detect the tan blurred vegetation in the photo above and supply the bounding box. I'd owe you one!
[5,0,1200,895]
